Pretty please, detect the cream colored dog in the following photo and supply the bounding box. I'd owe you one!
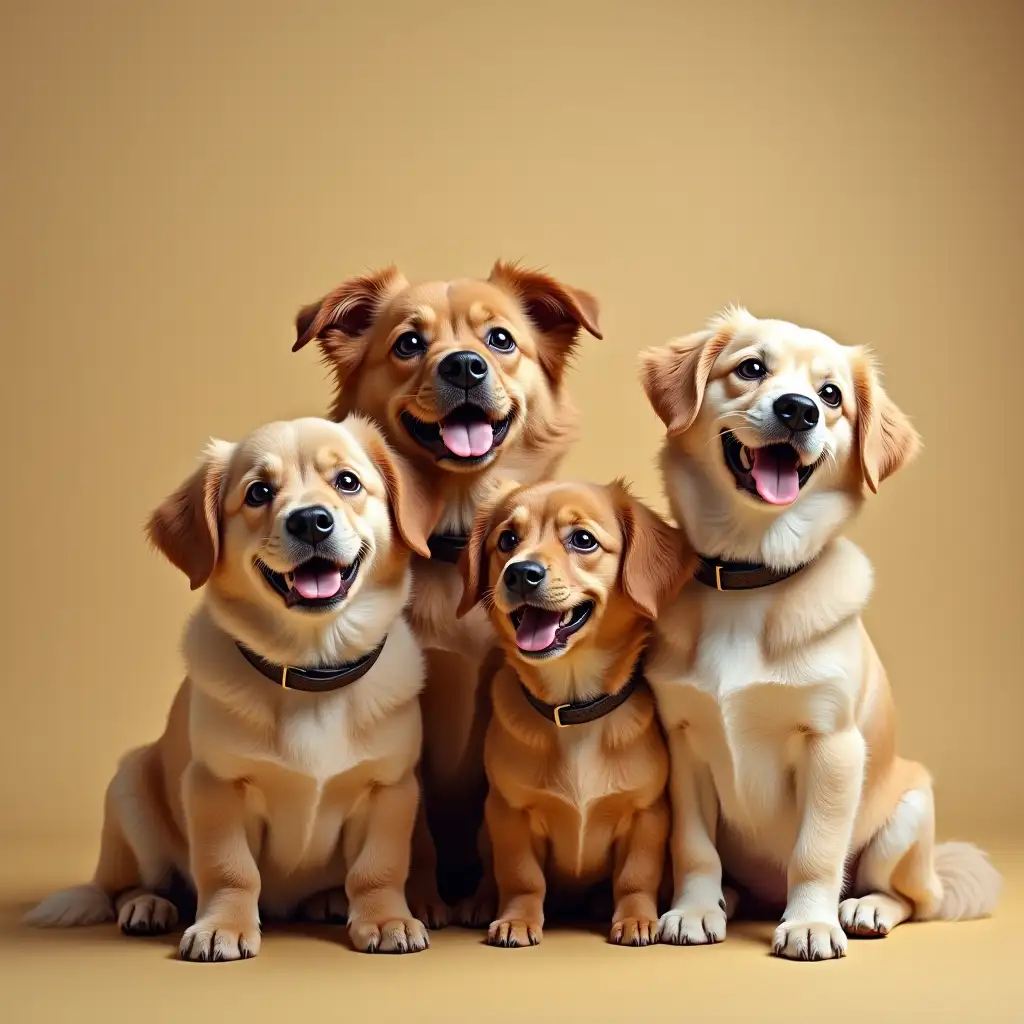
[25,417,437,959]
[640,308,1001,961]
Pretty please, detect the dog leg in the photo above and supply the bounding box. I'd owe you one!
[486,789,545,947]
[179,761,261,962]
[345,771,429,954]
[609,798,669,947]
[773,728,864,961]
[405,783,450,929]
[658,730,727,945]
[454,822,498,928]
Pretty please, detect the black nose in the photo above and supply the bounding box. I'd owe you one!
[438,350,489,390]
[503,560,546,597]
[773,393,820,433]
[286,505,335,546]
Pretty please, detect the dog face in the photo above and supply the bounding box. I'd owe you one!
[292,262,601,477]
[641,308,920,526]
[458,481,689,663]
[147,417,436,640]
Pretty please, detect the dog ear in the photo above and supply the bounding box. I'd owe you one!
[853,351,921,494]
[147,439,236,591]
[457,478,521,619]
[611,480,694,620]
[488,261,602,383]
[363,425,442,559]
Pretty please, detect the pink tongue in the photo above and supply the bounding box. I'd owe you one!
[293,566,343,600]
[515,607,561,652]
[440,419,494,458]
[751,447,801,506]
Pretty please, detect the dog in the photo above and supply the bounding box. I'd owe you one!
[293,262,602,923]
[25,417,437,958]
[456,478,690,945]
[639,307,1001,961]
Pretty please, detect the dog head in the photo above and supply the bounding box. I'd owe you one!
[640,308,920,563]
[147,416,438,658]
[292,262,601,477]
[458,479,690,665]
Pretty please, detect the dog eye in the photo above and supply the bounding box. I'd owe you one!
[244,481,274,507]
[392,331,427,359]
[735,358,767,380]
[568,529,598,553]
[497,529,519,553]
[486,328,516,353]
[335,471,361,494]
[819,383,842,408]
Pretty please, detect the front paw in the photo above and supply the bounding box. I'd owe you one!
[296,887,349,924]
[610,917,658,946]
[454,885,498,929]
[772,919,847,961]
[658,903,727,945]
[407,888,450,930]
[349,917,429,954]
[487,918,542,947]
[179,913,261,962]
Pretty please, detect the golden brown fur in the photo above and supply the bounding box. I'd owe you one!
[26,417,438,958]
[458,479,693,945]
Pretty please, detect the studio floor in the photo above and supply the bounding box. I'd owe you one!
[2,839,1021,1023]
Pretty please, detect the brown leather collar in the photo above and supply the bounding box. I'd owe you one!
[427,533,469,564]
[520,659,643,728]
[235,638,386,693]
[694,555,808,592]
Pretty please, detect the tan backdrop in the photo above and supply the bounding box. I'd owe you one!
[2,0,1021,844]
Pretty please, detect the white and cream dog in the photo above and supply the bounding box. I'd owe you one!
[640,308,1000,961]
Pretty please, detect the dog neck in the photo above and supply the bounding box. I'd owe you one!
[663,443,859,571]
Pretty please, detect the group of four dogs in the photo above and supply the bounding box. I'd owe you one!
[27,262,1000,962]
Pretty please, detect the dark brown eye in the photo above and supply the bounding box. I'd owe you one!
[487,328,516,353]
[735,359,767,380]
[392,331,426,359]
[819,383,842,408]
[334,471,361,494]
[497,530,519,553]
[568,529,598,553]
[244,481,274,507]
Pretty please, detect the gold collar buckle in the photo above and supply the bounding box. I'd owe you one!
[552,704,570,728]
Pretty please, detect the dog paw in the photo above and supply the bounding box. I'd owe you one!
[657,904,727,945]
[454,888,497,929]
[407,889,450,930]
[610,917,658,946]
[296,887,349,924]
[772,919,846,961]
[118,894,178,936]
[349,917,429,954]
[839,896,894,938]
[179,914,261,962]
[487,918,542,948]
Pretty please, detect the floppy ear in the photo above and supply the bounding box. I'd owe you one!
[291,266,407,382]
[146,439,235,591]
[639,329,731,437]
[488,260,602,383]
[852,351,921,494]
[456,478,521,619]
[611,480,694,620]
[364,426,443,558]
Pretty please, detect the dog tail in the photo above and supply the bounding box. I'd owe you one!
[930,842,1002,921]
[23,883,115,928]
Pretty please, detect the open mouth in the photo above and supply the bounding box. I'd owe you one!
[401,404,513,463]
[256,556,359,611]
[508,601,594,658]
[722,431,816,506]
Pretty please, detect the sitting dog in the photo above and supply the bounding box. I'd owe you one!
[639,308,1001,961]
[457,479,690,946]
[292,263,602,923]
[25,417,437,958]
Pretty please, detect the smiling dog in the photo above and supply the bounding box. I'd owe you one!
[25,417,436,958]
[458,480,690,946]
[293,263,601,922]
[640,308,1001,961]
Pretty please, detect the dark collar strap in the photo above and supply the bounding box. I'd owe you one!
[694,555,806,592]
[520,663,642,728]
[427,533,469,564]
[235,637,387,693]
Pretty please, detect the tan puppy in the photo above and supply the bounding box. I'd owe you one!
[293,263,601,923]
[458,480,690,946]
[25,417,437,958]
[640,308,1001,961]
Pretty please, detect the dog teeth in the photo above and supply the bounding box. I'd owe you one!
[560,609,573,626]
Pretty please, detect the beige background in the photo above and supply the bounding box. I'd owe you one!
[1,1,1022,1020]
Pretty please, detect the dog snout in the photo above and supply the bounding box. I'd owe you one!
[438,350,489,390]
[286,505,335,547]
[503,560,546,599]
[773,393,819,433]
